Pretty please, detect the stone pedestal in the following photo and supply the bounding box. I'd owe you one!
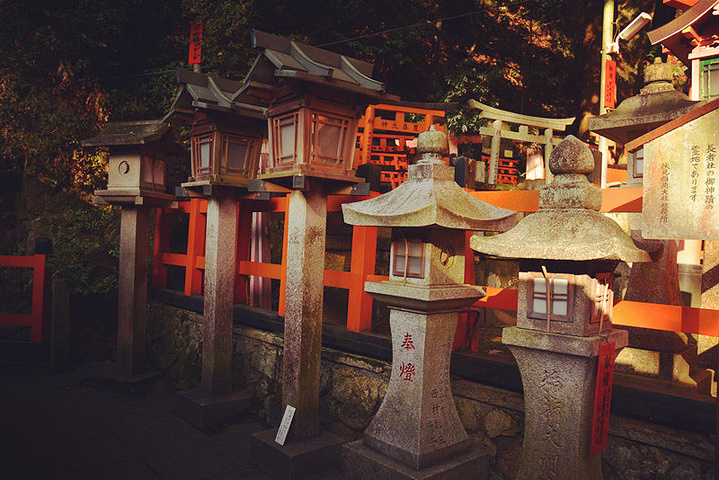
[503,326,628,480]
[352,281,485,475]
[176,193,251,429]
[343,439,489,480]
[250,185,335,478]
[250,428,344,480]
[117,206,151,377]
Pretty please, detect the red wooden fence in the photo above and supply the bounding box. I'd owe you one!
[0,254,50,343]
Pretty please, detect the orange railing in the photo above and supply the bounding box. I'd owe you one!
[153,194,381,332]
[0,254,50,343]
[152,186,657,339]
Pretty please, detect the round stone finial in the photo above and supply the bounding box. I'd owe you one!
[644,57,673,85]
[548,135,594,175]
[417,125,448,156]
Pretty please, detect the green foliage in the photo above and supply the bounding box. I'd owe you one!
[49,204,120,296]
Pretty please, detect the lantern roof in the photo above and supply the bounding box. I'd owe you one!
[647,0,719,65]
[82,120,187,155]
[342,126,517,231]
[163,69,267,126]
[234,30,399,105]
[470,136,651,263]
[588,59,700,145]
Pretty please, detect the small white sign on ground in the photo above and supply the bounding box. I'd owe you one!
[275,405,296,446]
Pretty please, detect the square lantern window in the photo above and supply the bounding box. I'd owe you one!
[187,119,262,187]
[526,273,574,322]
[392,238,425,279]
[262,100,360,182]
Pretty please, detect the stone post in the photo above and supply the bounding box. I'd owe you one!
[489,119,503,185]
[117,206,150,377]
[201,192,238,395]
[503,327,627,480]
[282,184,327,441]
[361,283,480,469]
[176,189,253,429]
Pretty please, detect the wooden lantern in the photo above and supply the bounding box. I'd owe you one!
[185,116,263,188]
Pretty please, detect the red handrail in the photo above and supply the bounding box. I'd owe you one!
[0,254,49,343]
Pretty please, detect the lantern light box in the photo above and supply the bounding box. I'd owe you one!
[164,69,267,189]
[83,120,182,205]
[234,30,397,187]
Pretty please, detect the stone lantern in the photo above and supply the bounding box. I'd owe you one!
[589,59,709,389]
[83,120,182,378]
[588,58,699,187]
[243,31,398,479]
[86,120,180,205]
[471,136,650,479]
[164,68,268,428]
[238,30,394,188]
[342,126,516,478]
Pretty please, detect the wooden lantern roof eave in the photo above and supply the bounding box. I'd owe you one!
[246,30,395,102]
[647,0,719,64]
[82,120,172,148]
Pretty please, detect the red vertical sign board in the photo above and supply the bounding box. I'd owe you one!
[591,341,616,457]
[189,22,203,65]
[605,59,617,110]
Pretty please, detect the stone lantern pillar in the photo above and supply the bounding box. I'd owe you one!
[238,31,399,479]
[589,59,710,391]
[471,136,650,479]
[342,127,517,478]
[84,120,182,378]
[163,69,267,428]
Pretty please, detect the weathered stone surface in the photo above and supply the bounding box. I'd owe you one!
[363,309,470,469]
[149,304,715,479]
[548,136,595,175]
[201,194,238,395]
[603,436,713,480]
[282,185,327,442]
[332,374,386,431]
[471,136,650,263]
[453,396,483,433]
[343,128,516,232]
[588,59,699,146]
[483,409,516,439]
[117,206,151,377]
[503,327,628,480]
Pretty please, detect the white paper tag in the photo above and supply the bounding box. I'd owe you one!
[275,405,296,445]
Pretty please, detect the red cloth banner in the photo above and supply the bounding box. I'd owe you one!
[189,22,203,65]
[591,341,616,457]
[605,59,617,110]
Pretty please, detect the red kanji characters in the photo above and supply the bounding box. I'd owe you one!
[401,332,415,350]
[399,362,416,381]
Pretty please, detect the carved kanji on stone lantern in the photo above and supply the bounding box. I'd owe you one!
[342,126,516,477]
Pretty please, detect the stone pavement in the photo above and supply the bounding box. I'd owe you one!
[0,362,339,480]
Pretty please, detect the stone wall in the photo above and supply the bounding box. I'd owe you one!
[148,302,714,479]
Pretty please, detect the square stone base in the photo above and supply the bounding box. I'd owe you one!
[175,388,252,430]
[250,428,345,480]
[342,440,489,480]
[84,362,162,384]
